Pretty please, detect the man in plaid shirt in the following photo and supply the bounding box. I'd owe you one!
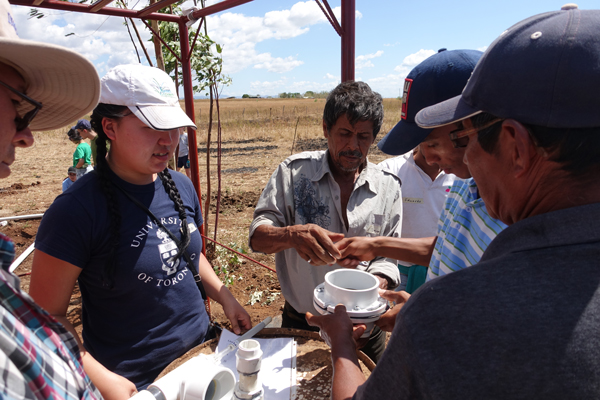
[0,0,104,397]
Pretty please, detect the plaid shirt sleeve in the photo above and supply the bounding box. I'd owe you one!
[0,233,101,400]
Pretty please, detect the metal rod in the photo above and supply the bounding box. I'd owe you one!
[202,235,276,273]
[178,20,204,256]
[314,0,341,36]
[189,0,253,20]
[9,242,34,273]
[213,316,272,363]
[341,0,355,82]
[0,213,44,222]
[321,0,342,34]
[140,19,182,63]
[9,0,181,22]
[138,0,177,18]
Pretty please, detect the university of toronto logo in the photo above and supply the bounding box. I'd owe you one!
[157,229,179,275]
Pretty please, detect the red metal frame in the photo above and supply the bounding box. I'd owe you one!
[8,0,356,244]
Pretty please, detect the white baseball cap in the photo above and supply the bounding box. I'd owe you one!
[99,64,196,131]
[0,0,100,130]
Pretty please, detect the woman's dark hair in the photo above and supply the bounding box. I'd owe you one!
[323,81,384,138]
[472,112,600,179]
[90,104,191,288]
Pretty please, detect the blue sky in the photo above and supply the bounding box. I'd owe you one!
[10,0,599,98]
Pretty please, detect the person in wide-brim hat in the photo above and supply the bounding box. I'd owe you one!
[0,0,104,398]
[0,0,99,130]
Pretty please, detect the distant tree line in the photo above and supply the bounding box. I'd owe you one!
[278,91,330,99]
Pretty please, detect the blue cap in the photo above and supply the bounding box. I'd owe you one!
[377,49,482,155]
[416,5,600,129]
[74,119,92,130]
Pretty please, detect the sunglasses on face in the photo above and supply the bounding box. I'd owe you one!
[0,80,43,131]
[449,118,504,148]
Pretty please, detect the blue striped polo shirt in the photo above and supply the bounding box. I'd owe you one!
[427,178,507,280]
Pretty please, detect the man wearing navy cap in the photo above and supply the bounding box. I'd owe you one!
[337,49,506,291]
[309,5,600,399]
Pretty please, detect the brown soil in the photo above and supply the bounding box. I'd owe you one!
[1,131,391,396]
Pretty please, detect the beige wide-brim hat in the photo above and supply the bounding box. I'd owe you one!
[0,0,100,131]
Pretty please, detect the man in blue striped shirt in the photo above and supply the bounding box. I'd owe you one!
[336,49,507,286]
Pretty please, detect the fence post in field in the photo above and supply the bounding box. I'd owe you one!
[242,108,245,119]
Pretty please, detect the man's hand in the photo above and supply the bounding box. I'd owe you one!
[307,306,368,400]
[306,305,365,348]
[335,237,377,268]
[375,289,411,332]
[287,224,344,266]
[374,274,389,290]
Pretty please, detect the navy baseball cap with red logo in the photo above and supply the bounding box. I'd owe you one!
[416,4,600,129]
[377,48,482,155]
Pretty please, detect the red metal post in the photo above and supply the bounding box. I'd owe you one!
[341,0,355,82]
[178,20,206,254]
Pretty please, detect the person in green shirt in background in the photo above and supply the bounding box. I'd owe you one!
[74,119,100,166]
[68,128,92,178]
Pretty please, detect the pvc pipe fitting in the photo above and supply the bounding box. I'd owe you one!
[313,269,388,338]
[323,269,379,309]
[131,354,235,400]
[233,339,264,400]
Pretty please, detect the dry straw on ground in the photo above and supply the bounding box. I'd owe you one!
[1,97,401,224]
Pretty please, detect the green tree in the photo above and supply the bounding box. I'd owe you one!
[157,16,231,96]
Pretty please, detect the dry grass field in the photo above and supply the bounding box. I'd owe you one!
[1,96,402,330]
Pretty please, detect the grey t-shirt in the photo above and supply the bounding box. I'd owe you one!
[354,203,600,399]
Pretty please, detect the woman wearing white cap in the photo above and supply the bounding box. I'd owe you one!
[30,64,252,392]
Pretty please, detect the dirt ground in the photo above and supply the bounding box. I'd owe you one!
[1,134,390,336]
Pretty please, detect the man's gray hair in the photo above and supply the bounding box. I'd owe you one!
[323,81,384,137]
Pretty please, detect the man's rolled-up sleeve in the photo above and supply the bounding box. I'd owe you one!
[249,163,293,252]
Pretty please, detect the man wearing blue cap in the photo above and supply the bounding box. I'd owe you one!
[308,5,600,399]
[337,49,506,291]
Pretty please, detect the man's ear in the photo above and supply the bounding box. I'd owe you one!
[102,118,117,141]
[502,119,536,179]
[323,120,328,138]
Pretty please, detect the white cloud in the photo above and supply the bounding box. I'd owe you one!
[365,49,435,96]
[11,5,154,78]
[477,45,488,52]
[206,1,340,74]
[249,78,288,94]
[324,73,340,81]
[392,49,435,77]
[254,55,304,73]
[356,50,383,70]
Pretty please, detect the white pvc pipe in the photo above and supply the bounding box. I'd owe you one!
[131,355,235,400]
[0,213,44,222]
[9,242,35,273]
[234,339,264,400]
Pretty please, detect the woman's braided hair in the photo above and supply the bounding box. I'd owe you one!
[90,104,191,289]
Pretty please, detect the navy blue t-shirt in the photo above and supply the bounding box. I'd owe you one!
[36,169,209,389]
